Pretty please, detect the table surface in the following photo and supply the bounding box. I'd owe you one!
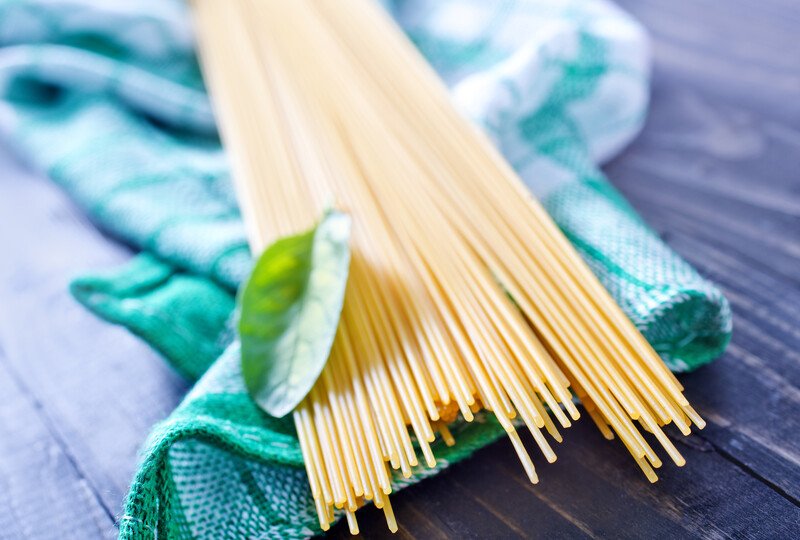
[1,1,798,539]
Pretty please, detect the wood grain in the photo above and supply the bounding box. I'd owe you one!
[605,0,800,513]
[0,147,189,539]
[0,349,115,540]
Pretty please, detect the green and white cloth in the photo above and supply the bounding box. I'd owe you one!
[0,0,731,538]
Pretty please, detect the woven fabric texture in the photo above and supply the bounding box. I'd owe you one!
[0,0,731,538]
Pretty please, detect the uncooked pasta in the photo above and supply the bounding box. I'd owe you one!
[191,0,705,533]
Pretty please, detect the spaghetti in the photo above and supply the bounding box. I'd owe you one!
[191,0,705,533]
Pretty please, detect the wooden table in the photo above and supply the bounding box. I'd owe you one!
[0,0,798,538]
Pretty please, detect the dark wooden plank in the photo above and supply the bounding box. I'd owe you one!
[0,147,189,537]
[615,0,800,126]
[328,410,800,539]
[0,348,115,540]
[328,444,599,540]
[607,116,800,286]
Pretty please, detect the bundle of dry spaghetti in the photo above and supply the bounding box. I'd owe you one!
[191,0,704,534]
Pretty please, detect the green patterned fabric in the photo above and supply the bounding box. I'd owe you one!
[0,0,731,538]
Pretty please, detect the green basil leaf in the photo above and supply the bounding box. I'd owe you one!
[239,209,351,417]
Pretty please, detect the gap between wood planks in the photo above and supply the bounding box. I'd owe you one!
[618,182,800,288]
[682,430,800,508]
[0,342,119,527]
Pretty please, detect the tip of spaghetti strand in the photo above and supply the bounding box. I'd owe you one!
[508,428,539,483]
[438,424,456,446]
[345,509,359,535]
[682,404,706,429]
[565,402,581,421]
[528,470,540,484]
[635,455,660,483]
[315,499,330,531]
[383,496,398,533]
